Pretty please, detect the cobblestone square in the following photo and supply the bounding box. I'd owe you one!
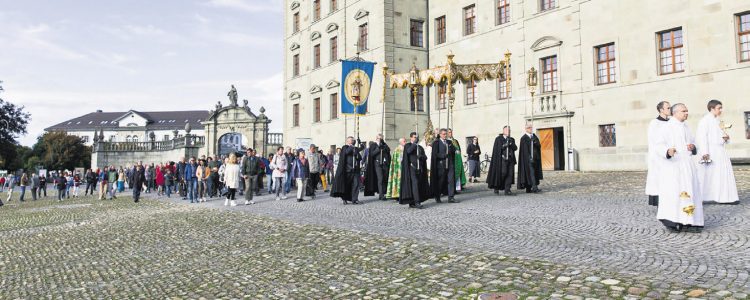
[1,170,748,299]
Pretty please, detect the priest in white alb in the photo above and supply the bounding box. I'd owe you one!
[656,103,704,232]
[695,99,740,205]
[645,101,671,206]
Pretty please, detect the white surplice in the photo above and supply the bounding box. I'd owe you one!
[656,118,704,227]
[695,113,739,204]
[645,117,669,197]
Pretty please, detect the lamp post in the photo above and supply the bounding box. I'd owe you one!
[502,50,512,126]
[526,67,538,125]
[409,63,420,135]
[382,63,389,136]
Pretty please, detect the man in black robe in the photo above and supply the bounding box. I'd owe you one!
[131,164,146,203]
[518,123,542,193]
[364,133,391,200]
[487,126,517,195]
[430,128,459,203]
[330,136,365,204]
[400,132,429,209]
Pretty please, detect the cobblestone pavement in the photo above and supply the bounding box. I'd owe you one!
[156,168,750,293]
[0,169,747,299]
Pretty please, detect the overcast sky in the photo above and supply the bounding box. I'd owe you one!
[0,0,283,146]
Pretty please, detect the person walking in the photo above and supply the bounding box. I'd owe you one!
[131,164,146,203]
[4,174,16,203]
[19,173,29,201]
[184,157,198,203]
[266,154,275,194]
[164,169,174,198]
[39,175,47,198]
[84,169,96,196]
[98,168,108,200]
[241,149,262,205]
[108,166,118,199]
[0,175,5,193]
[196,159,206,202]
[222,153,240,206]
[155,164,165,196]
[307,145,321,199]
[270,147,288,200]
[30,173,39,200]
[73,172,81,197]
[466,137,481,183]
[56,173,67,201]
[284,147,294,195]
[291,149,310,202]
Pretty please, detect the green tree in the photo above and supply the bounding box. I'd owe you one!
[33,131,91,171]
[0,81,32,169]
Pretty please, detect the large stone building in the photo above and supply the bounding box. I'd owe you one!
[283,0,750,171]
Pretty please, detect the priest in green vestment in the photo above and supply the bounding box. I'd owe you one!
[448,129,467,188]
[386,138,406,199]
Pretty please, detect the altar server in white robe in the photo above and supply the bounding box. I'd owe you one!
[695,99,740,205]
[656,103,704,232]
[645,101,671,206]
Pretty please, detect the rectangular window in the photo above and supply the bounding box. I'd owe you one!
[293,13,300,33]
[313,0,321,21]
[410,88,424,112]
[745,111,750,139]
[313,97,321,122]
[163,135,169,141]
[497,0,510,25]
[437,83,447,110]
[497,66,511,100]
[541,56,558,92]
[738,13,750,62]
[330,0,337,12]
[464,5,476,36]
[330,36,338,62]
[595,43,616,85]
[465,79,477,105]
[293,104,300,127]
[81,136,89,143]
[293,54,300,77]
[658,28,685,75]
[541,0,556,11]
[435,16,446,45]
[313,44,321,69]
[410,20,424,47]
[330,93,339,120]
[358,23,368,51]
[599,124,616,147]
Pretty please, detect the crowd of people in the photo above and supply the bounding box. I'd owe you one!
[645,99,739,233]
[1,99,739,234]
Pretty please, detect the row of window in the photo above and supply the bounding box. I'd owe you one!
[291,93,340,127]
[293,0,339,34]
[292,24,368,77]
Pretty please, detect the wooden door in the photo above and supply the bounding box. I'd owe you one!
[537,128,555,171]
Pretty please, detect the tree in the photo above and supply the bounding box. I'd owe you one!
[0,81,32,169]
[32,131,91,171]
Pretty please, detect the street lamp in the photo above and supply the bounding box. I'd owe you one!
[408,63,420,135]
[526,67,538,125]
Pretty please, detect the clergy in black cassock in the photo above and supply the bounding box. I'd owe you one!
[399,132,430,209]
[517,123,542,193]
[330,136,366,204]
[364,134,391,200]
[429,128,459,203]
[487,126,518,195]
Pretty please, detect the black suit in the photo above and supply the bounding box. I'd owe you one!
[430,138,456,202]
[487,135,517,193]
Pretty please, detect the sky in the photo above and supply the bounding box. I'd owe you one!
[0,0,283,146]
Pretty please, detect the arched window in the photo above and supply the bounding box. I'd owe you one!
[132,136,139,143]
[126,135,132,142]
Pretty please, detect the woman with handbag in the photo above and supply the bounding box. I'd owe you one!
[291,150,310,202]
[223,153,241,206]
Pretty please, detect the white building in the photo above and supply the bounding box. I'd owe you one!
[285,0,750,171]
[45,109,208,145]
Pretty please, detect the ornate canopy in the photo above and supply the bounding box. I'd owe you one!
[388,52,508,89]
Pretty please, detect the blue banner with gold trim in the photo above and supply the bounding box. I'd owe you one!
[341,59,376,115]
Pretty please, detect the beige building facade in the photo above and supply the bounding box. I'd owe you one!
[284,0,750,171]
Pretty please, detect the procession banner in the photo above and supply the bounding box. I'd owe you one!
[340,59,376,115]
